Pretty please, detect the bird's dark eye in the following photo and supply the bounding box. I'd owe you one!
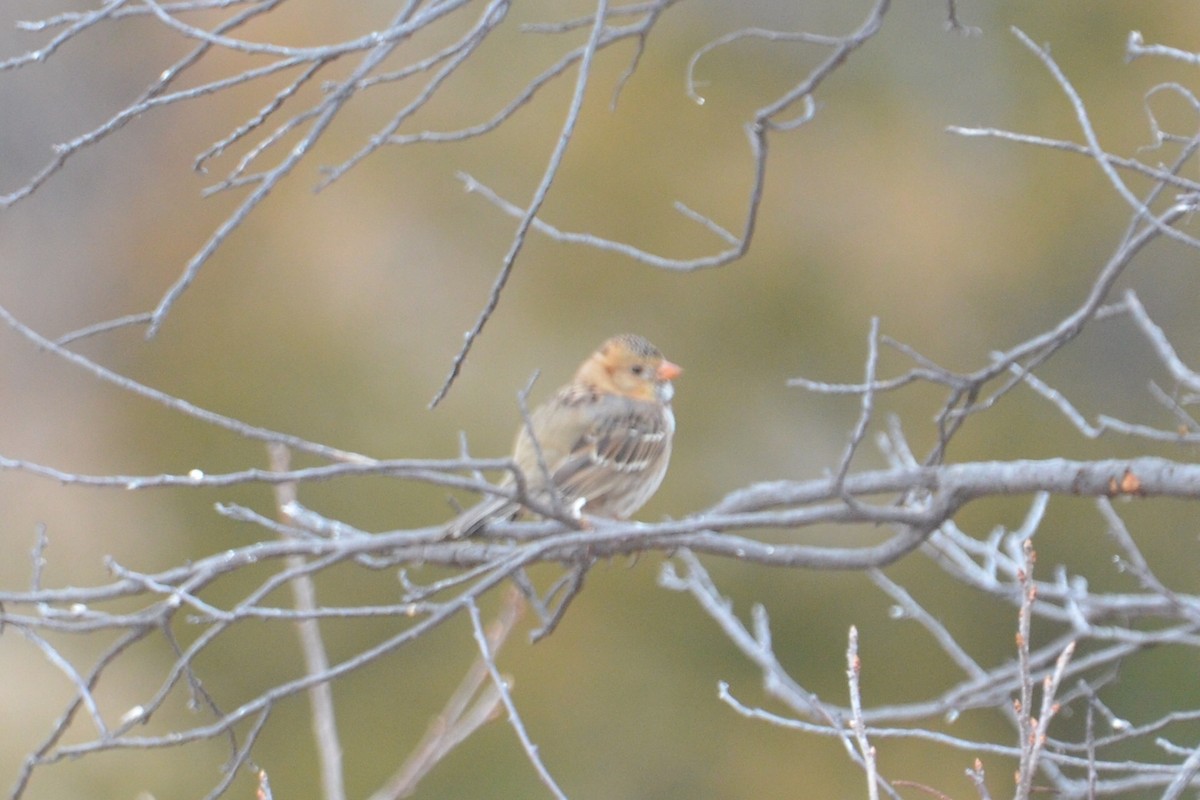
[630,364,645,376]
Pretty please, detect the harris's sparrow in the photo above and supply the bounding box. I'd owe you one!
[448,334,680,538]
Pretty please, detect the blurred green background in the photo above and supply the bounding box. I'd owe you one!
[3,1,1200,798]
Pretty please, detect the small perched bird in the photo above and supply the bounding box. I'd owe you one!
[448,334,681,538]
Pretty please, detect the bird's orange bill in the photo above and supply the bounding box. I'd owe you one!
[657,360,682,381]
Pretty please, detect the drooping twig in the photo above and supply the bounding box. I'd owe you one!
[429,0,614,407]
[370,587,522,799]
[466,598,567,800]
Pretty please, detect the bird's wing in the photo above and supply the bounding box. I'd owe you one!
[549,396,672,515]
[449,392,671,537]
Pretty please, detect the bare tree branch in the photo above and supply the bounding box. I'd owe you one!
[7,3,1200,797]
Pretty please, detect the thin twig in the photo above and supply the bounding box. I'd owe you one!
[429,0,613,407]
[466,598,567,800]
[370,587,522,799]
[846,626,880,800]
[270,444,344,800]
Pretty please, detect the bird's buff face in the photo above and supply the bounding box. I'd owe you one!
[578,335,681,404]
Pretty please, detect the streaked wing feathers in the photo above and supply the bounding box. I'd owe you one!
[551,400,671,516]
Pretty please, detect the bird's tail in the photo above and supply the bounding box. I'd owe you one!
[445,494,518,539]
